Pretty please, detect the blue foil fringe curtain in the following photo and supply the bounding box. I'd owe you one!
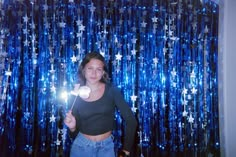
[0,0,219,156]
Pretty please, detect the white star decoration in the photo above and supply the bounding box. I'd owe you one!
[76,20,83,26]
[71,55,77,62]
[131,26,137,32]
[152,16,158,23]
[164,24,168,30]
[76,43,81,49]
[188,114,194,123]
[55,139,61,146]
[24,40,29,46]
[30,22,36,29]
[50,85,56,93]
[89,4,96,13]
[115,53,122,61]
[172,82,177,87]
[119,8,124,13]
[31,34,36,42]
[182,99,188,106]
[23,15,29,23]
[23,28,28,34]
[59,22,66,28]
[131,106,137,113]
[141,21,147,27]
[190,70,196,78]
[126,55,131,61]
[130,94,137,102]
[100,51,105,57]
[131,38,137,44]
[183,110,188,117]
[61,39,66,45]
[171,69,177,76]
[131,49,136,56]
[50,114,56,122]
[182,87,188,95]
[49,67,55,74]
[187,94,192,100]
[5,70,12,76]
[42,4,48,10]
[163,47,167,54]
[79,24,85,32]
[191,87,197,94]
[153,57,158,65]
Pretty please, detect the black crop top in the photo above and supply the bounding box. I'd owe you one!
[69,83,137,152]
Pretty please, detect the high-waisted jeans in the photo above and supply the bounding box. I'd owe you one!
[70,132,115,157]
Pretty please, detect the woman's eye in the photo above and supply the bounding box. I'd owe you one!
[87,67,93,71]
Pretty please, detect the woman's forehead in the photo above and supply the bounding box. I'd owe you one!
[86,59,104,67]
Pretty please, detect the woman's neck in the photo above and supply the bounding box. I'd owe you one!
[86,82,103,92]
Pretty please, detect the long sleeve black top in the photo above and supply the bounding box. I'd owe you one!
[70,83,137,152]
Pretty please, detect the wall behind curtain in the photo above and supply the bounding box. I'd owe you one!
[0,0,219,156]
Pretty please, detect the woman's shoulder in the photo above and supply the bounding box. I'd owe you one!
[105,82,116,89]
[105,83,122,94]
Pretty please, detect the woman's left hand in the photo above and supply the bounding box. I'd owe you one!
[64,110,76,132]
[118,149,130,157]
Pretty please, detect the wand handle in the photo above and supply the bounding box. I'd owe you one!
[70,96,78,111]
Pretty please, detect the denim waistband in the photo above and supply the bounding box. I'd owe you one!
[76,132,113,147]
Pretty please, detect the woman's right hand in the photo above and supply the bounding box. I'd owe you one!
[64,110,76,132]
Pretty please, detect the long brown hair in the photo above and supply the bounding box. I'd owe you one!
[78,52,110,85]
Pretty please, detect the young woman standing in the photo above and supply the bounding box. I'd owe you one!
[64,52,137,157]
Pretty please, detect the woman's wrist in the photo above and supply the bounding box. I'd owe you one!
[118,149,130,157]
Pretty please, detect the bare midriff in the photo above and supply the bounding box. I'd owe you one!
[81,131,112,141]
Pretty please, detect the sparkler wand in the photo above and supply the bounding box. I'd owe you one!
[70,84,91,110]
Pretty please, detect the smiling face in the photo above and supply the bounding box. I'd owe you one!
[79,52,110,85]
[83,58,104,85]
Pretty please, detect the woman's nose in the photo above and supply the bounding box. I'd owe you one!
[91,69,96,75]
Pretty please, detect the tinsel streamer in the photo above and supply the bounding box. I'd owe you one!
[0,0,220,156]
[5,27,23,156]
[138,3,153,152]
[16,1,37,155]
[0,5,7,151]
[35,1,48,155]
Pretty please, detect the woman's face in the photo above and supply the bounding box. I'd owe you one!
[84,58,104,85]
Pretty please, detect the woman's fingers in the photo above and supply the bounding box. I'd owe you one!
[64,116,72,123]
[64,110,76,129]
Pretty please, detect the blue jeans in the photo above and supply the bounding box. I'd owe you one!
[70,132,115,157]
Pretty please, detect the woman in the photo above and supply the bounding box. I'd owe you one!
[64,52,137,157]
